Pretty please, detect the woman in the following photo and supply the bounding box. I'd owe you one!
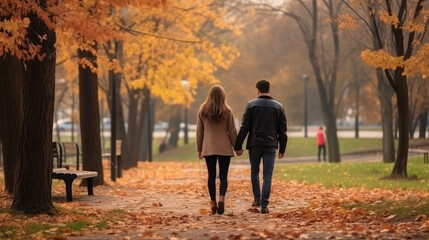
[196,85,237,215]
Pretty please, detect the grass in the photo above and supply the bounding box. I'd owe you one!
[275,157,429,191]
[64,221,89,231]
[25,223,53,235]
[0,225,18,239]
[152,137,429,162]
[343,198,429,221]
[95,209,126,229]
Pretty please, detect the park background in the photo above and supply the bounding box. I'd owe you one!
[2,0,429,239]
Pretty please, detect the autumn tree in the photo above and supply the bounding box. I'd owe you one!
[0,0,165,213]
[0,0,57,213]
[349,0,429,178]
[94,0,240,166]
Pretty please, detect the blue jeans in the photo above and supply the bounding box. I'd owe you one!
[248,147,276,207]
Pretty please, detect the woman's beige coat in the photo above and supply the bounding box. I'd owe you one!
[196,109,237,157]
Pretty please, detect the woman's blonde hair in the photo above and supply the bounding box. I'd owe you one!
[199,85,230,122]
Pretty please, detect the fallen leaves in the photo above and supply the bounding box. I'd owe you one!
[1,161,429,239]
[199,208,209,215]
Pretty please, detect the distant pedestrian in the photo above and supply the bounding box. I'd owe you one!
[317,126,326,162]
[234,80,288,214]
[158,138,167,154]
[196,85,238,215]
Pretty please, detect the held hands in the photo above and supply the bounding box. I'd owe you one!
[235,149,243,156]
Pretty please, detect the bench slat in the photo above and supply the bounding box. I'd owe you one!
[53,168,98,179]
[409,148,429,154]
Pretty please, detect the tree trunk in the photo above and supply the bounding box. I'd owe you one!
[409,97,417,140]
[168,107,181,148]
[115,73,132,169]
[127,90,140,163]
[131,88,149,162]
[12,9,55,213]
[324,110,341,162]
[376,69,395,163]
[139,95,155,162]
[78,46,104,186]
[391,74,410,178]
[354,83,360,138]
[0,53,23,194]
[309,50,341,162]
[418,110,427,138]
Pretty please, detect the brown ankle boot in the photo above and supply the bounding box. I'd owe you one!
[217,196,225,215]
[211,200,217,214]
[217,201,224,215]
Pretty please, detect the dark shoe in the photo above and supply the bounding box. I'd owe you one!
[252,199,261,207]
[217,201,225,215]
[211,201,217,214]
[261,207,269,214]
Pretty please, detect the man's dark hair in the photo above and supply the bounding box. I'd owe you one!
[256,80,270,93]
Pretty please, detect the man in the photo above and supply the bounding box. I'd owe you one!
[235,80,288,214]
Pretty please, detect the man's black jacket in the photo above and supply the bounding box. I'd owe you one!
[234,95,288,153]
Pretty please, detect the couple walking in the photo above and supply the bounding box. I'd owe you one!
[196,80,288,215]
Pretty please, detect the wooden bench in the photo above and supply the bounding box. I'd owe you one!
[52,168,98,202]
[409,148,429,164]
[52,142,97,202]
[62,142,81,170]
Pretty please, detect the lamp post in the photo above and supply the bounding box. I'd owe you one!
[181,79,190,145]
[302,74,309,138]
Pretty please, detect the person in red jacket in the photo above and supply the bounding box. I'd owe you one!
[317,126,326,162]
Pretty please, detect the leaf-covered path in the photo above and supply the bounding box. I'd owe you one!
[2,161,429,239]
[62,161,429,240]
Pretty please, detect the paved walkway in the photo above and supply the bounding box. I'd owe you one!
[59,160,429,240]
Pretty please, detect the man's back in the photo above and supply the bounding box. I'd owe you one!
[235,95,287,153]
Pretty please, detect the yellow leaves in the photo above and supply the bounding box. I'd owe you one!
[378,10,399,28]
[337,14,357,30]
[118,0,240,106]
[403,43,429,78]
[362,44,429,78]
[361,49,404,71]
[0,17,32,59]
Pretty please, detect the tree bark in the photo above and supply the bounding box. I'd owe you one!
[12,9,55,213]
[108,69,132,169]
[168,107,181,148]
[139,94,155,161]
[130,88,149,162]
[127,90,140,163]
[354,83,360,138]
[376,69,395,163]
[418,110,427,138]
[0,53,23,194]
[78,46,104,186]
[391,74,410,178]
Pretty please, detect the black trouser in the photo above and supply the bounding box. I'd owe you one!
[318,145,326,162]
[204,155,231,201]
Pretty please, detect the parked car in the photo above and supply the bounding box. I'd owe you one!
[53,118,78,131]
[101,117,128,131]
[154,121,168,131]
